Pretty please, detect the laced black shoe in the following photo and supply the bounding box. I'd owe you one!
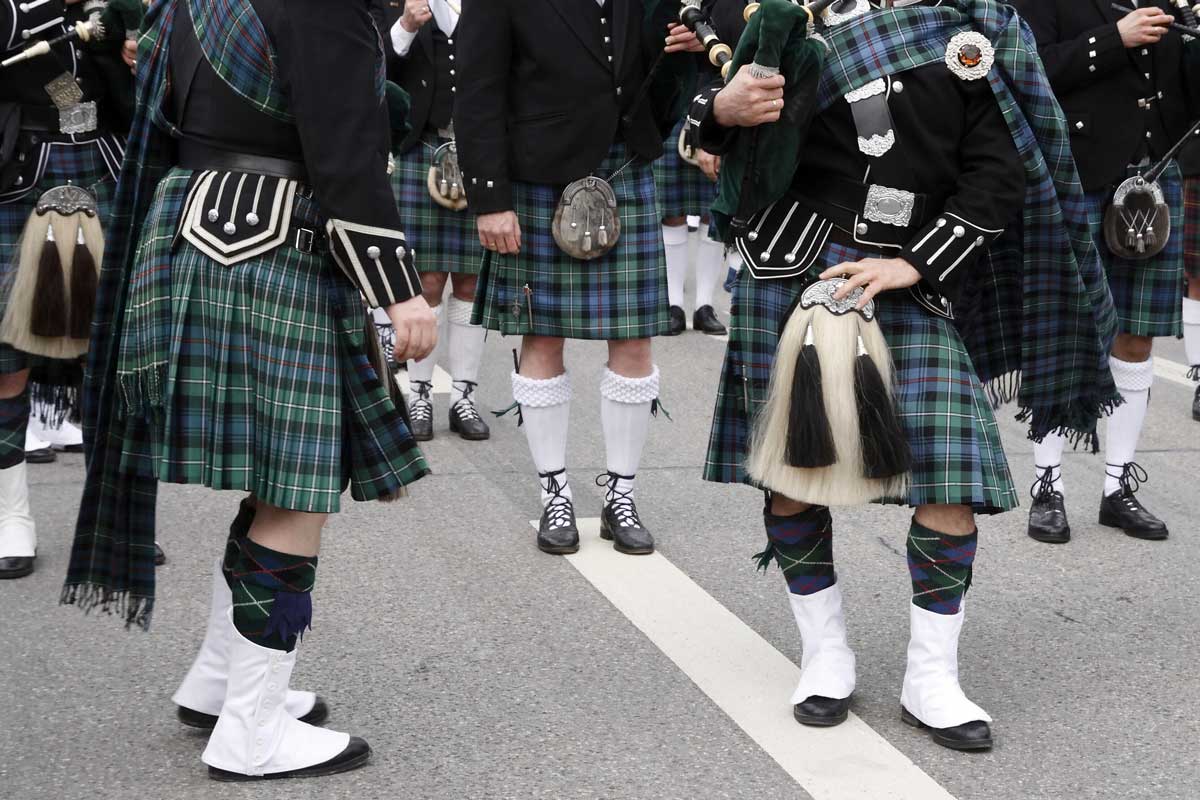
[408,381,434,441]
[597,472,654,555]
[448,382,490,441]
[692,305,727,335]
[1098,462,1168,540]
[1027,468,1070,544]
[537,469,579,555]
[1192,379,1199,422]
[665,306,686,336]
[375,323,399,371]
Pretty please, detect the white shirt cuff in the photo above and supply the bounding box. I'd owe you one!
[390,19,418,57]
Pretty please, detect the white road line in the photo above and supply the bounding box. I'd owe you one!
[535,518,957,800]
[397,365,453,398]
[1155,356,1196,389]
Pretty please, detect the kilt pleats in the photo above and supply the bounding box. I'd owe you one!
[391,134,483,276]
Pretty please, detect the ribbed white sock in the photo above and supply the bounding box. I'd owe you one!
[663,224,690,309]
[408,303,443,393]
[694,235,725,310]
[1183,297,1200,369]
[599,367,660,502]
[446,296,484,406]
[1033,434,1066,494]
[512,371,572,505]
[1104,356,1154,496]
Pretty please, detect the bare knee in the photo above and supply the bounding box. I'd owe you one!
[770,494,813,516]
[662,216,687,228]
[0,370,29,400]
[420,272,449,306]
[519,335,566,379]
[1112,333,1153,363]
[450,273,478,301]
[607,338,653,377]
[247,499,327,557]
[914,504,976,536]
[1187,274,1200,301]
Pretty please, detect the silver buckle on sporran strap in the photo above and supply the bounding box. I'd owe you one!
[1103,174,1170,260]
[427,140,468,211]
[862,185,915,228]
[552,175,620,260]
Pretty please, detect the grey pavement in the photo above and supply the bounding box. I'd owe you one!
[1,278,1198,800]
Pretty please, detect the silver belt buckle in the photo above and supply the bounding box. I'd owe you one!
[59,101,98,135]
[863,184,915,228]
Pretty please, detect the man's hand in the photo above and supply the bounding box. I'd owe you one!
[400,0,433,33]
[386,294,438,362]
[478,211,522,255]
[122,40,136,70]
[1118,7,1173,48]
[697,149,721,182]
[665,23,705,53]
[713,66,785,128]
[820,257,922,310]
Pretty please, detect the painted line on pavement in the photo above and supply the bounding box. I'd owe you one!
[1155,356,1195,389]
[535,518,957,800]
[397,365,453,397]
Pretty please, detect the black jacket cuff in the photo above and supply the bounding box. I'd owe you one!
[694,85,739,156]
[326,220,421,307]
[464,173,513,216]
[900,212,1002,304]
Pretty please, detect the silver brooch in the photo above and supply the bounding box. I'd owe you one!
[945,31,994,82]
[799,277,876,321]
[857,130,896,158]
[35,184,98,217]
[821,0,870,27]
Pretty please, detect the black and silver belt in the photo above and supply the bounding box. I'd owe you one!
[178,141,308,183]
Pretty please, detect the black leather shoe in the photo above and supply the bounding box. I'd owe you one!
[0,555,34,579]
[178,696,329,730]
[692,305,727,335]
[24,447,55,464]
[537,470,579,555]
[665,305,686,336]
[793,695,851,727]
[448,383,490,441]
[901,707,993,751]
[1027,474,1070,544]
[597,472,654,555]
[408,381,434,442]
[1192,383,1199,422]
[154,542,167,566]
[1099,491,1168,540]
[208,736,371,781]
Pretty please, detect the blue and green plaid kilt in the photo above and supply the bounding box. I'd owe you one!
[654,118,718,221]
[1183,176,1200,280]
[0,133,121,374]
[392,134,483,276]
[117,168,429,513]
[1084,163,1184,338]
[472,143,668,340]
[704,241,1018,514]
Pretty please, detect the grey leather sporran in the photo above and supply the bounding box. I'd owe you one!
[1103,174,1170,261]
[552,175,621,260]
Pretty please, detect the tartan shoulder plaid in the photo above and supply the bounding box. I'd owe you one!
[188,0,293,123]
[816,0,1119,448]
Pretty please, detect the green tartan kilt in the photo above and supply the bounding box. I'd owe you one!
[0,134,120,376]
[1085,162,1184,338]
[704,241,1018,515]
[1184,176,1200,280]
[654,118,718,221]
[391,133,483,276]
[471,143,668,341]
[118,169,429,513]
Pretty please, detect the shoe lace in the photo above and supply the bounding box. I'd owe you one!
[596,471,642,528]
[410,381,433,421]
[1107,461,1149,505]
[1188,365,1200,381]
[539,469,574,530]
[375,323,395,359]
[1029,466,1060,502]
[452,381,482,422]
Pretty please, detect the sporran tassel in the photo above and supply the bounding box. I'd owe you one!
[786,323,837,468]
[853,332,911,479]
[30,224,68,338]
[69,225,98,340]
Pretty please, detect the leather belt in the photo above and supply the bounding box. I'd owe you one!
[178,141,308,182]
[792,174,940,249]
[17,104,68,133]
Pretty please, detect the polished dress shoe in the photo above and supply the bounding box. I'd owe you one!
[155,542,167,566]
[692,305,727,335]
[408,380,434,442]
[598,472,654,555]
[448,384,490,441]
[0,555,34,579]
[1099,489,1168,540]
[665,305,686,336]
[1192,383,1199,422]
[536,470,579,555]
[901,707,993,751]
[1027,489,1070,544]
[793,695,851,727]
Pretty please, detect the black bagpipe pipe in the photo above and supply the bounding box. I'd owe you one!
[0,17,107,68]
[1111,3,1200,39]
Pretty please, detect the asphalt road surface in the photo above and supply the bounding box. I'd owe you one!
[2,271,1197,800]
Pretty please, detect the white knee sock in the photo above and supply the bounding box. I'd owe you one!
[446,296,485,406]
[1104,356,1154,496]
[1184,297,1200,370]
[408,303,443,393]
[599,366,660,502]
[1033,434,1066,494]
[663,224,690,309]
[694,235,725,310]
[512,371,572,505]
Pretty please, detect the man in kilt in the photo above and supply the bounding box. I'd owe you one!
[1016,0,1197,543]
[0,0,145,580]
[697,0,1118,750]
[1181,138,1200,420]
[457,0,701,556]
[382,0,491,442]
[60,0,436,781]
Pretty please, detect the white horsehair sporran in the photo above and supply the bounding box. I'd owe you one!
[427,139,468,212]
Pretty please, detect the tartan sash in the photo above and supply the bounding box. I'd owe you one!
[816,0,1120,447]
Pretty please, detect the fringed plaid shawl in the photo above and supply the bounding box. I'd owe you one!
[815,0,1119,447]
[61,0,304,629]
